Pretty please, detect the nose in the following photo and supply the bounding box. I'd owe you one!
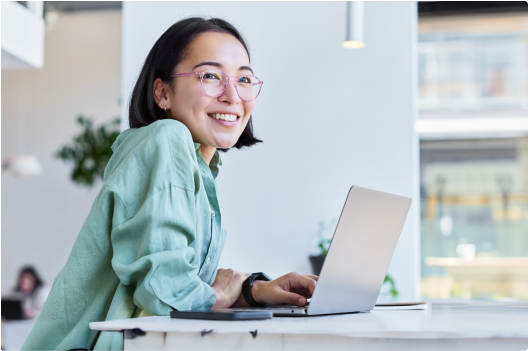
[218,76,241,104]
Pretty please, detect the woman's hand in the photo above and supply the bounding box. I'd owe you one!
[23,308,36,319]
[211,268,251,309]
[252,272,318,307]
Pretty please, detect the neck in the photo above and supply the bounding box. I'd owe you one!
[200,145,217,165]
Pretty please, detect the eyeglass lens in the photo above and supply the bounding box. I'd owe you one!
[201,71,261,101]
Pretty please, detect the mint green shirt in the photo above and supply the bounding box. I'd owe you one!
[21,119,226,350]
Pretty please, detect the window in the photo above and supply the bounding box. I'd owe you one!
[418,12,528,300]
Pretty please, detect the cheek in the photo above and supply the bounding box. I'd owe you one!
[173,83,210,118]
[193,95,214,115]
[243,101,256,119]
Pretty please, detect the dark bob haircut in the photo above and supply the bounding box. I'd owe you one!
[15,265,43,295]
[128,17,262,151]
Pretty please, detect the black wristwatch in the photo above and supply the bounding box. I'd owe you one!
[242,272,271,307]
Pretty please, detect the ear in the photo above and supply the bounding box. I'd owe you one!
[153,78,171,110]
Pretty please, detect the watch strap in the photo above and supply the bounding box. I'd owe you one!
[242,272,271,307]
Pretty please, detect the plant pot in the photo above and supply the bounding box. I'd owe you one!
[309,255,326,276]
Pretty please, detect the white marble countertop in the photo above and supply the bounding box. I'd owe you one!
[90,301,528,340]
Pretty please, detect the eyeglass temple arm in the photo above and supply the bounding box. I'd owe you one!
[172,72,262,81]
[170,72,200,78]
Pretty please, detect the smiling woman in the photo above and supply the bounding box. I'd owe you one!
[129,18,262,161]
[20,17,317,351]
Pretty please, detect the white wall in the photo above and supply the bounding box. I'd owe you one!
[122,1,420,301]
[1,11,121,295]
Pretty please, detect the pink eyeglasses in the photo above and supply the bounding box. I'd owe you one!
[170,70,263,102]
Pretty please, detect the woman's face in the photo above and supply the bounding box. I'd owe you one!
[19,272,36,294]
[166,31,256,149]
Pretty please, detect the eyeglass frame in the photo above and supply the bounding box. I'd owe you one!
[169,70,263,102]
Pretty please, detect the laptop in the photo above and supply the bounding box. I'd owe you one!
[1,299,24,320]
[229,185,412,316]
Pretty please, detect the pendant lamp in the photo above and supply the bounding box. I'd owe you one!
[343,1,365,49]
[2,155,43,177]
[2,87,43,178]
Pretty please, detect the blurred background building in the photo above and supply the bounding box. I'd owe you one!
[417,1,528,300]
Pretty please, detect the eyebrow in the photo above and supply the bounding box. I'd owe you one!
[191,61,254,75]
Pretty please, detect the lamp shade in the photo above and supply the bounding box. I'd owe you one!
[343,1,365,49]
[2,155,43,177]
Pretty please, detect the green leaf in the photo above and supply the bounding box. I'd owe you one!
[316,219,337,255]
[55,116,120,187]
[383,274,399,298]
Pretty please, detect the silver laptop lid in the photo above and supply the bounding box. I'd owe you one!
[307,186,412,316]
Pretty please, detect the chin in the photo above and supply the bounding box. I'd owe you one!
[214,135,240,149]
[216,141,238,149]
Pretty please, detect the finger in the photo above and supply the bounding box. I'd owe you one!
[275,289,308,307]
[291,288,313,298]
[287,274,317,295]
[305,274,319,281]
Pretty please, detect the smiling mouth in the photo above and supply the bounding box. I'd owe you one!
[207,113,239,122]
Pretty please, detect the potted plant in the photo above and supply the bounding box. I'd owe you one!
[309,219,399,299]
[309,219,336,276]
[55,116,120,187]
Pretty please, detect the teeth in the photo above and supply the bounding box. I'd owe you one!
[210,113,237,121]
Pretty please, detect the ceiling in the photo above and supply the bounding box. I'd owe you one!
[43,1,122,13]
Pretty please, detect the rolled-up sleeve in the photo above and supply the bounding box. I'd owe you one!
[110,184,216,315]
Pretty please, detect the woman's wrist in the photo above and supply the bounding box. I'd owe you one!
[212,292,224,309]
[251,280,267,304]
[212,288,231,309]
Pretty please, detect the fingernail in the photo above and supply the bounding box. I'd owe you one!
[298,298,304,305]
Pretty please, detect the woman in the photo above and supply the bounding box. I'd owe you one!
[10,266,50,319]
[21,17,317,351]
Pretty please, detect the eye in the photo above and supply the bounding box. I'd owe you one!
[203,71,221,80]
[238,76,251,84]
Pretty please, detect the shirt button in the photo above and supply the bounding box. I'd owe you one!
[206,257,211,264]
[211,211,215,217]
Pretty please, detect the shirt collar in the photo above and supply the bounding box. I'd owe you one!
[194,143,222,179]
